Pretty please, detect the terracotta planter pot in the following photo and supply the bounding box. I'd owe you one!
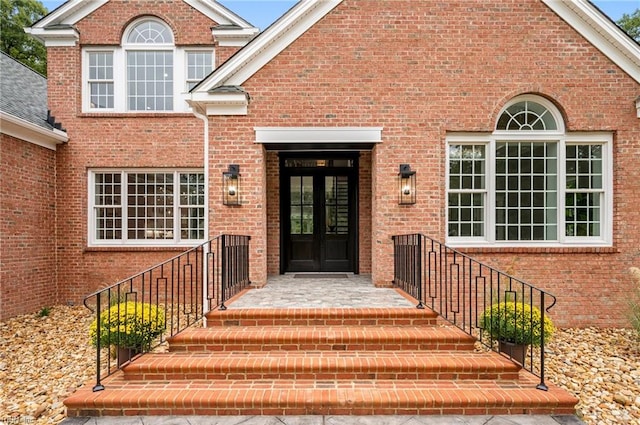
[498,340,527,366]
[117,346,141,367]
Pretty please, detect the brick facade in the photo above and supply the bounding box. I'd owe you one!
[0,135,57,320]
[24,0,639,327]
[48,0,218,305]
[205,0,639,327]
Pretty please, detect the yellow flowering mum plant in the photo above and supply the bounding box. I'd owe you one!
[480,301,555,347]
[90,301,166,349]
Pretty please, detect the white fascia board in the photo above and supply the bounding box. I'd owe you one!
[212,27,260,47]
[25,27,79,47]
[189,91,249,116]
[543,0,640,84]
[196,0,343,91]
[0,112,68,150]
[183,0,254,27]
[255,127,383,144]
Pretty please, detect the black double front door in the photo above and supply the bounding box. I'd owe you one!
[280,155,358,273]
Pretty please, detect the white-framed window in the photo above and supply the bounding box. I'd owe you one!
[88,51,114,109]
[82,17,214,113]
[186,51,214,91]
[446,95,613,247]
[89,169,206,246]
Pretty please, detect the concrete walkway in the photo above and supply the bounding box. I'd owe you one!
[61,274,584,425]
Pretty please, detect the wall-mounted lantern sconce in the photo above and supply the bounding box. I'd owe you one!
[398,164,416,205]
[223,164,240,206]
[636,96,640,118]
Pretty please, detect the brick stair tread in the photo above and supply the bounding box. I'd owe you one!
[206,307,438,325]
[123,351,520,378]
[65,376,578,416]
[169,325,474,345]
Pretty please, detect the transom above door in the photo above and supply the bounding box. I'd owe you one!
[280,154,359,273]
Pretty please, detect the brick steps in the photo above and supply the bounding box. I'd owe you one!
[205,307,438,327]
[65,376,578,417]
[65,307,578,417]
[168,325,476,352]
[123,351,521,381]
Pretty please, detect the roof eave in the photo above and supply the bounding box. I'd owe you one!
[0,112,69,151]
[212,26,260,47]
[188,89,249,116]
[24,26,79,47]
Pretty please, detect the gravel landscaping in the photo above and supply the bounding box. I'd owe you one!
[0,305,638,425]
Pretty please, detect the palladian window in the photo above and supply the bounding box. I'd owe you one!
[446,95,612,247]
[82,17,214,113]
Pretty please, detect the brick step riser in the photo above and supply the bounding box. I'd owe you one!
[124,371,520,381]
[169,341,476,352]
[67,391,577,418]
[206,318,438,327]
[69,407,577,417]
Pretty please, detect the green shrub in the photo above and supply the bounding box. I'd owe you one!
[89,301,165,349]
[480,301,555,347]
[37,306,51,317]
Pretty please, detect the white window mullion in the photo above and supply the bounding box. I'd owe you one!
[486,139,496,244]
[113,50,126,112]
[121,171,128,244]
[173,171,181,244]
[558,139,567,244]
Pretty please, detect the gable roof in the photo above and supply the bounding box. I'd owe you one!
[0,52,68,149]
[193,0,640,99]
[25,0,258,47]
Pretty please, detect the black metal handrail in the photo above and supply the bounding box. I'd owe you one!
[84,234,250,391]
[392,233,556,391]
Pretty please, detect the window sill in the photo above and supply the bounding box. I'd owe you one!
[78,112,195,118]
[453,246,619,254]
[84,246,197,253]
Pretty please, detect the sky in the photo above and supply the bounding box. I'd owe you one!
[39,0,640,31]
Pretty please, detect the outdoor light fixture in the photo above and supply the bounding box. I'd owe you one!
[223,164,240,206]
[636,96,640,118]
[398,164,416,205]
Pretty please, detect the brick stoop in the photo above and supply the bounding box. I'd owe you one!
[65,307,578,417]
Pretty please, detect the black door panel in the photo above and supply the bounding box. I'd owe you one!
[281,155,358,273]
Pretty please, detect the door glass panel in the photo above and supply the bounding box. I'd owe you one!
[325,176,349,235]
[290,176,313,235]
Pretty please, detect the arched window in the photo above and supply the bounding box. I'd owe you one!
[123,18,175,111]
[496,99,558,131]
[446,95,612,247]
[84,17,214,113]
[126,19,174,44]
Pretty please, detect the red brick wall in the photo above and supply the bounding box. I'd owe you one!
[0,135,57,320]
[266,151,280,275]
[48,0,214,305]
[46,0,640,327]
[76,0,218,45]
[207,0,639,327]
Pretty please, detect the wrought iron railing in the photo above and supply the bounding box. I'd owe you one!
[392,233,556,391]
[84,234,250,391]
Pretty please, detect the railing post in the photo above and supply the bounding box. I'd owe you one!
[416,234,425,309]
[92,294,105,392]
[537,292,549,391]
[202,242,210,327]
[219,234,228,311]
